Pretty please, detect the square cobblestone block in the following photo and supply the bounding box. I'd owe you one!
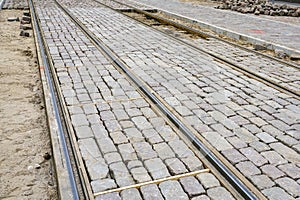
[260,165,285,180]
[278,163,300,179]
[91,178,117,193]
[97,138,117,154]
[104,152,122,164]
[118,143,138,162]
[179,176,205,197]
[142,129,164,144]
[262,187,293,200]
[133,142,157,160]
[153,142,175,160]
[74,126,93,139]
[207,187,235,200]
[124,128,144,143]
[203,132,233,151]
[86,158,109,180]
[181,156,203,171]
[91,123,108,138]
[196,173,220,189]
[78,138,102,161]
[71,113,89,127]
[130,167,152,183]
[165,158,188,175]
[110,131,128,144]
[144,158,170,179]
[240,147,268,167]
[169,140,194,158]
[140,184,164,200]
[121,188,142,200]
[159,180,189,200]
[236,161,261,177]
[95,192,121,200]
[249,175,275,190]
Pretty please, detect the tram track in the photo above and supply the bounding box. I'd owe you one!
[30,0,300,199]
[95,0,300,99]
[31,0,267,199]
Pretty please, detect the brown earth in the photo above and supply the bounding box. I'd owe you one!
[0,10,57,199]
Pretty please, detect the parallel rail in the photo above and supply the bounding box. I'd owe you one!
[101,0,300,99]
[54,1,260,199]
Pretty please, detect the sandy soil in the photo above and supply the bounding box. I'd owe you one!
[0,10,57,199]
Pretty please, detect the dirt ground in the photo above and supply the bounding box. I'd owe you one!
[0,10,57,199]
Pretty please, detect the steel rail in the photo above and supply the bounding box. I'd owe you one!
[29,0,80,199]
[54,1,258,199]
[99,0,300,99]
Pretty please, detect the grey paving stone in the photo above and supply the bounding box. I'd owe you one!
[127,160,143,170]
[249,141,271,152]
[124,127,144,143]
[191,195,210,200]
[104,120,121,132]
[260,165,285,180]
[153,142,175,160]
[261,125,283,137]
[243,124,261,134]
[249,117,268,127]
[159,180,189,200]
[256,132,277,144]
[181,155,204,171]
[86,158,109,180]
[175,105,193,116]
[97,103,110,112]
[270,143,300,163]
[236,161,261,177]
[74,126,93,139]
[71,113,89,127]
[207,187,235,200]
[222,148,247,164]
[121,188,143,200]
[165,158,188,175]
[110,131,128,144]
[269,120,290,132]
[275,177,300,197]
[261,151,288,166]
[91,123,108,138]
[132,116,153,130]
[144,158,170,179]
[133,142,157,160]
[210,123,234,137]
[179,176,205,197]
[127,108,142,117]
[82,104,97,115]
[104,152,122,164]
[140,107,157,118]
[229,115,249,126]
[140,184,164,200]
[202,132,233,151]
[78,138,102,161]
[158,126,179,142]
[196,173,220,189]
[149,117,165,130]
[276,134,299,147]
[95,192,121,200]
[97,138,117,154]
[118,143,138,162]
[68,106,83,114]
[130,166,152,183]
[165,96,181,106]
[226,136,247,149]
[91,178,117,193]
[113,109,129,121]
[240,147,268,167]
[87,114,101,124]
[234,127,258,143]
[249,175,275,190]
[262,187,293,200]
[286,130,300,140]
[100,110,115,121]
[109,162,135,187]
[278,163,300,179]
[169,140,194,158]
[142,129,164,144]
[120,120,135,129]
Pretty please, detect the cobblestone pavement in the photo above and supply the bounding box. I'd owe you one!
[180,37,300,94]
[34,0,237,199]
[127,0,300,54]
[52,1,300,199]
[2,0,28,9]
